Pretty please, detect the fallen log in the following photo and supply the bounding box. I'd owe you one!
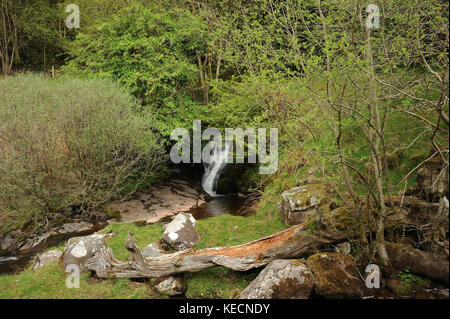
[86,225,352,279]
[385,242,449,284]
[85,207,417,279]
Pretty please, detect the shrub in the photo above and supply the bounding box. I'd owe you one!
[0,73,165,233]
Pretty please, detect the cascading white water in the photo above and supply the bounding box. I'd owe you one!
[202,144,230,196]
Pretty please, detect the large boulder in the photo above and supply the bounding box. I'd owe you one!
[161,213,200,251]
[32,249,62,270]
[62,233,106,273]
[280,183,328,225]
[154,275,187,296]
[306,253,363,299]
[239,260,315,299]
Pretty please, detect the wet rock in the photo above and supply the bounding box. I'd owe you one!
[1,221,99,253]
[63,234,106,273]
[154,275,187,296]
[280,183,328,225]
[0,230,24,252]
[107,200,150,224]
[239,259,315,299]
[386,278,412,297]
[20,221,98,252]
[32,249,62,270]
[106,180,203,225]
[306,252,363,299]
[19,233,53,252]
[57,221,96,234]
[161,213,200,251]
[386,276,431,297]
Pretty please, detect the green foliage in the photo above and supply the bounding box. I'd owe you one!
[0,0,66,72]
[394,268,431,296]
[0,74,165,233]
[397,268,423,285]
[62,2,208,137]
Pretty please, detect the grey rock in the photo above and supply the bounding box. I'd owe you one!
[162,213,200,251]
[19,221,96,252]
[0,230,24,252]
[280,184,326,225]
[32,249,62,270]
[154,275,187,296]
[239,260,315,299]
[63,233,106,273]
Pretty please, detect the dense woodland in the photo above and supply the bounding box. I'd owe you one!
[0,0,448,299]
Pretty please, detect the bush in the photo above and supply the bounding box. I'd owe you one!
[0,73,165,232]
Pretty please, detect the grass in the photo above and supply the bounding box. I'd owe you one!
[0,212,285,299]
[0,260,154,299]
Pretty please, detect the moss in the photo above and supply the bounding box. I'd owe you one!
[304,217,323,235]
[306,253,362,298]
[271,277,311,298]
[324,207,357,231]
[104,207,122,221]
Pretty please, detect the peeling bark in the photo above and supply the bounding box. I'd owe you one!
[87,226,351,279]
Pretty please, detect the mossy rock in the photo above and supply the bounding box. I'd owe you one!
[306,252,363,299]
[323,207,358,231]
[280,183,330,225]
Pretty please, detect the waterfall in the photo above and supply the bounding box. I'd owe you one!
[202,144,230,196]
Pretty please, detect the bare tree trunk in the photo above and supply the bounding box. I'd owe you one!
[0,0,17,75]
[365,26,390,269]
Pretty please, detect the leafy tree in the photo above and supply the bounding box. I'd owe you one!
[0,0,66,74]
[62,2,208,136]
